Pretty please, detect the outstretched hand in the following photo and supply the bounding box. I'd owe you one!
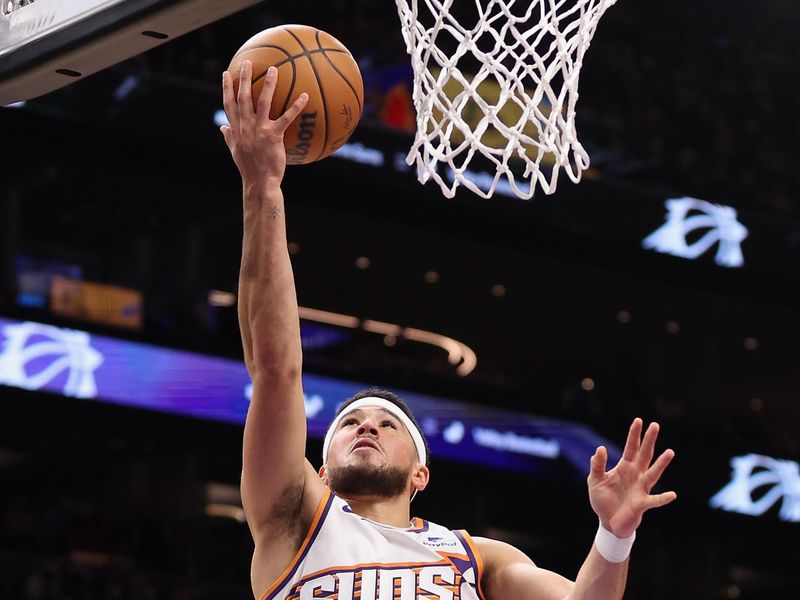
[588,418,676,538]
[221,60,308,188]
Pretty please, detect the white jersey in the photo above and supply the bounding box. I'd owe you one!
[260,488,486,600]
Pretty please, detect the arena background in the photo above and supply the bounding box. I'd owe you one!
[1,0,799,598]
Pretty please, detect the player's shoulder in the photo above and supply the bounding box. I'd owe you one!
[471,536,537,570]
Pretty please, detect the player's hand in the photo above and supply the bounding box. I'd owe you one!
[587,418,677,538]
[220,60,308,188]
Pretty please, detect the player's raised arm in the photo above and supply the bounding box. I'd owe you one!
[476,419,676,600]
[221,60,317,541]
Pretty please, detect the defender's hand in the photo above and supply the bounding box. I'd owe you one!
[220,60,308,188]
[588,418,677,538]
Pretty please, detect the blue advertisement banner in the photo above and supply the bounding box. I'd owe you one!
[0,317,620,479]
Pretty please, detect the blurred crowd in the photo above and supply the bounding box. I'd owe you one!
[0,459,251,600]
[579,1,800,219]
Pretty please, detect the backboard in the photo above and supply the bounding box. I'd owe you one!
[0,0,262,105]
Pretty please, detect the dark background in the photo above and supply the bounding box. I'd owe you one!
[1,0,799,598]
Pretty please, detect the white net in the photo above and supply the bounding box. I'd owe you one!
[396,0,618,199]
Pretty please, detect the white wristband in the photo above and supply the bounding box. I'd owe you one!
[594,522,635,563]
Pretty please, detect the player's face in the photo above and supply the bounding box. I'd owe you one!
[330,406,418,469]
[324,406,420,498]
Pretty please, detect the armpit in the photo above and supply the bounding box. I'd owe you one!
[265,481,305,544]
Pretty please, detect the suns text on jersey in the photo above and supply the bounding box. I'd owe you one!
[285,562,478,600]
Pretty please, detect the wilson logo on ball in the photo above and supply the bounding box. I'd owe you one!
[287,111,318,163]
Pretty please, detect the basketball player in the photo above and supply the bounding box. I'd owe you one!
[221,60,677,600]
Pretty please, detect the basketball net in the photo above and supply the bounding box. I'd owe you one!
[396,0,618,199]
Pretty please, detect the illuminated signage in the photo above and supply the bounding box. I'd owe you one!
[0,320,104,398]
[50,276,143,330]
[643,197,748,267]
[0,317,619,478]
[16,255,83,309]
[710,454,800,522]
[333,142,384,167]
[471,427,560,459]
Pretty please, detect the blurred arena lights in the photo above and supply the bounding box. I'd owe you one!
[402,327,477,376]
[354,256,370,269]
[297,306,477,374]
[112,74,139,102]
[362,319,402,337]
[726,585,741,599]
[213,108,228,127]
[424,271,439,283]
[204,481,246,522]
[205,503,246,523]
[333,142,384,167]
[298,306,360,329]
[208,289,235,307]
[743,337,758,350]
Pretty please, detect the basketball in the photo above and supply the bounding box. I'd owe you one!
[227,25,364,165]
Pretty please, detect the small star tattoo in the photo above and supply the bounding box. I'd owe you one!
[269,206,281,219]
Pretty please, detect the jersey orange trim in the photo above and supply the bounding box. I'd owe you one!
[289,558,453,583]
[458,530,488,600]
[258,488,333,600]
[436,551,471,563]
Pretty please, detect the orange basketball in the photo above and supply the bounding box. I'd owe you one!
[228,25,364,165]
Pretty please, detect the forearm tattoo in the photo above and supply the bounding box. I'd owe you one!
[269,205,281,219]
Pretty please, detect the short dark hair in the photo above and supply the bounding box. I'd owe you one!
[336,387,430,466]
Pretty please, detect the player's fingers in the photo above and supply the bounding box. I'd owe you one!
[237,60,254,120]
[636,422,660,468]
[220,126,232,148]
[644,490,677,510]
[621,418,642,462]
[645,448,675,488]
[276,92,309,131]
[222,71,239,129]
[256,66,277,122]
[588,446,608,483]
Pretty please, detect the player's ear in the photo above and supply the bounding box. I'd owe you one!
[318,464,328,484]
[411,464,430,493]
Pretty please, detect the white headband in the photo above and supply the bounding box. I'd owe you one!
[322,397,427,466]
